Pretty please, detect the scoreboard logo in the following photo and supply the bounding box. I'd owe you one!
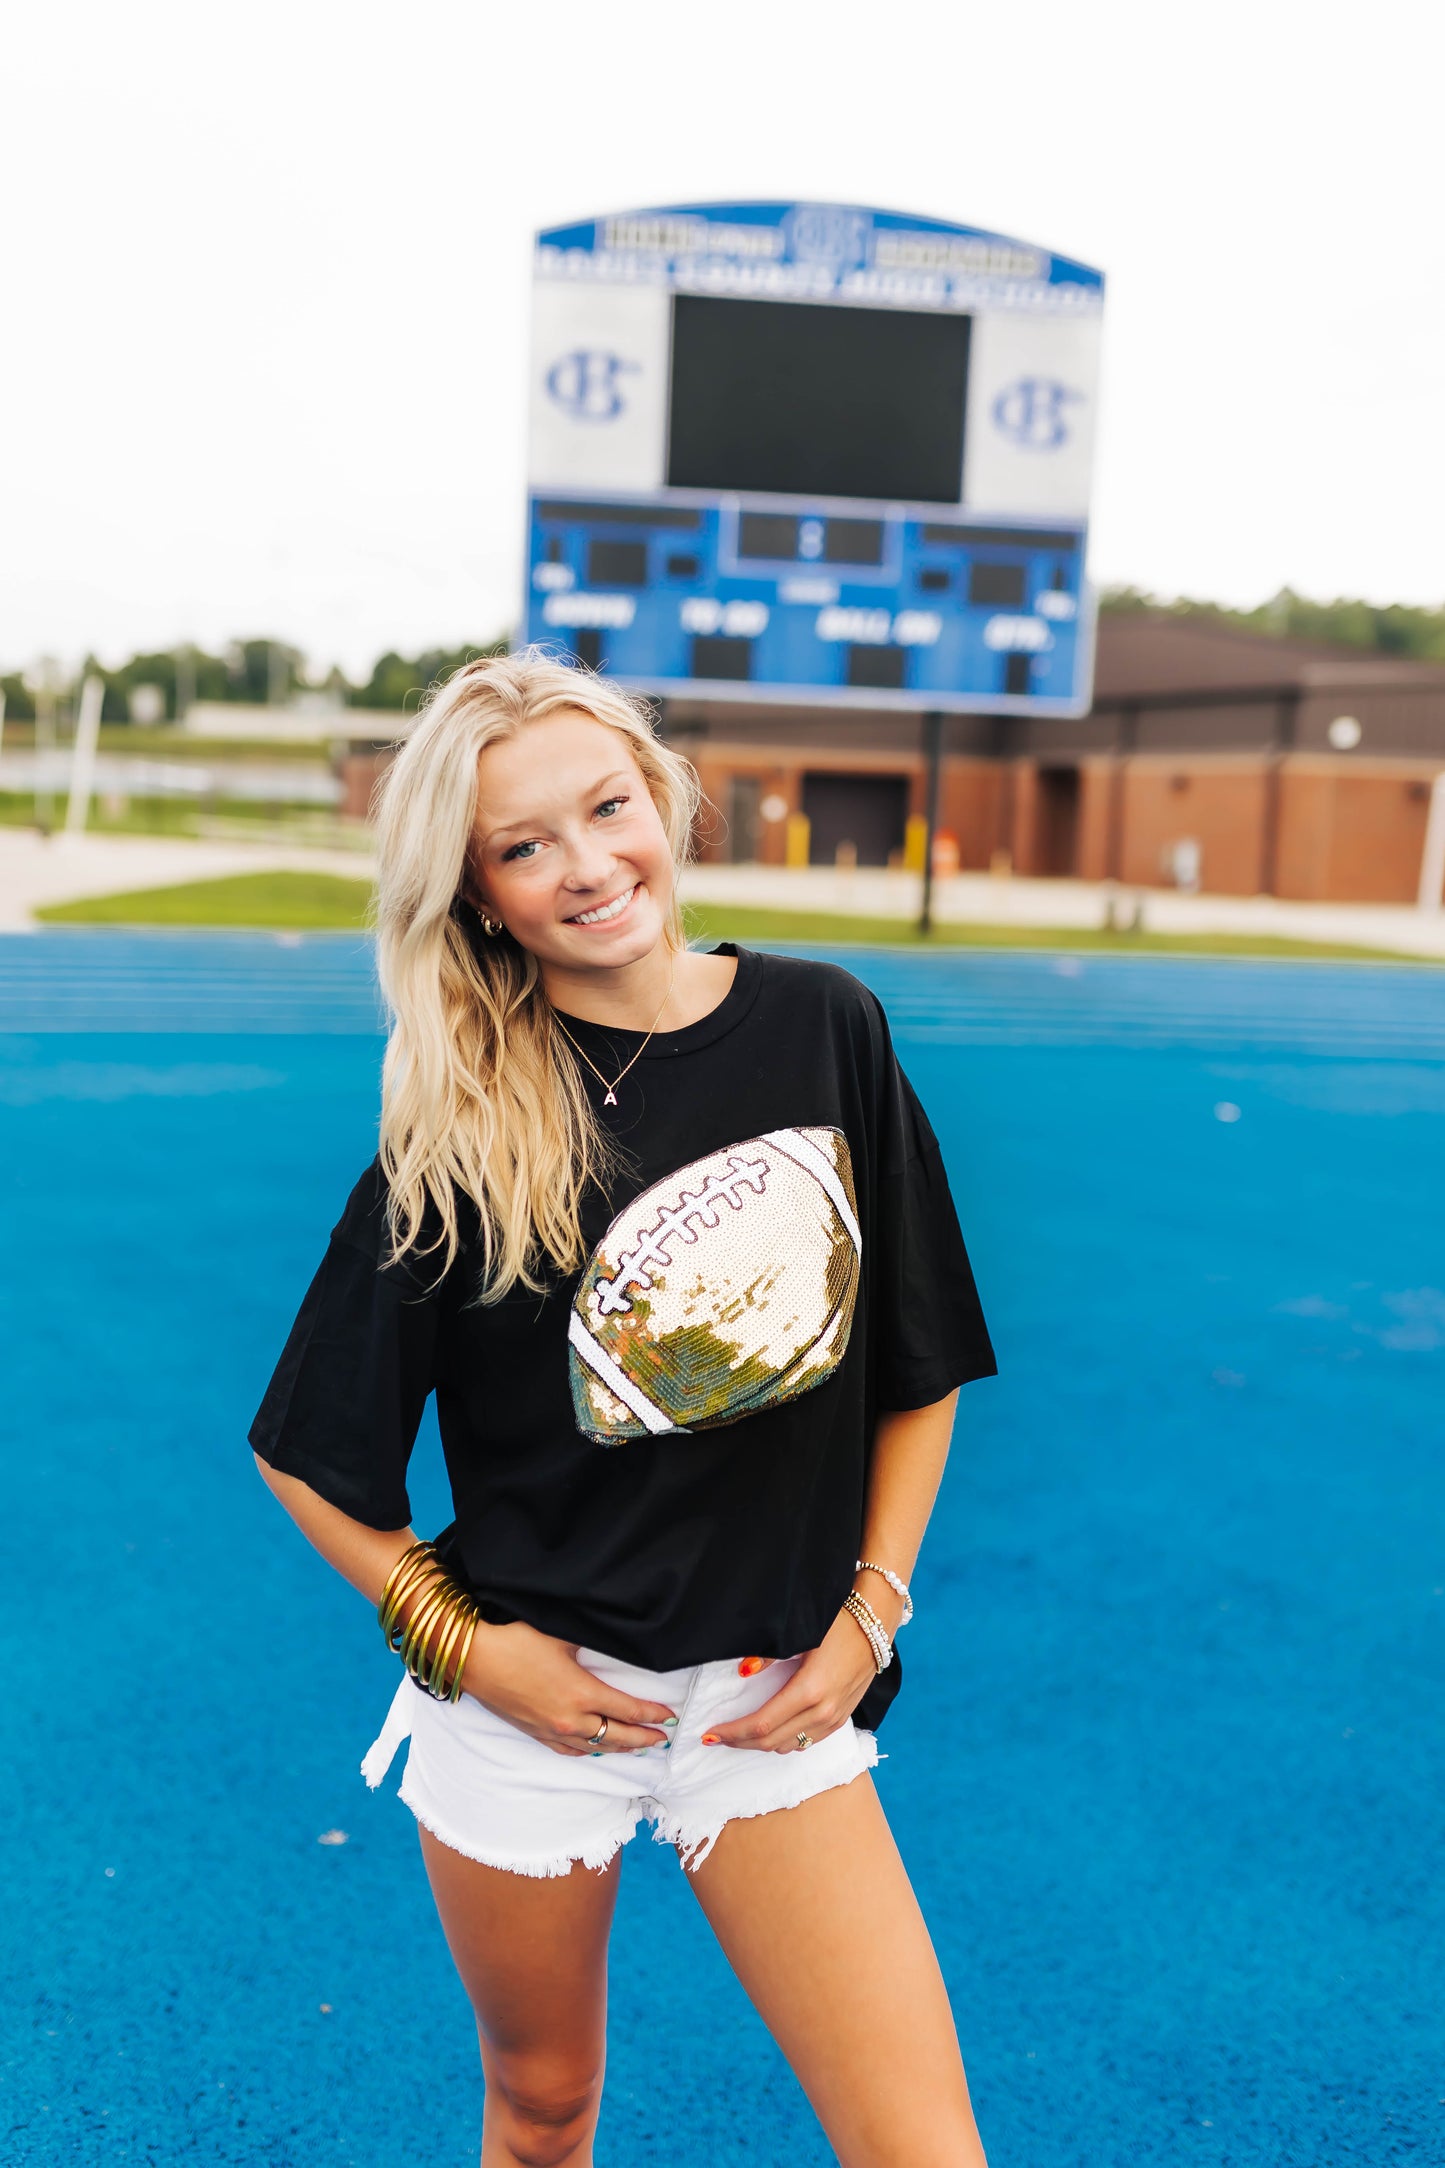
[784,204,870,269]
[991,376,1082,451]
[545,349,638,422]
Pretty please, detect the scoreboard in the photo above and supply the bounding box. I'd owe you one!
[523,202,1104,716]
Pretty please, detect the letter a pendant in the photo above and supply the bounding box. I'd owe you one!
[553,963,673,1113]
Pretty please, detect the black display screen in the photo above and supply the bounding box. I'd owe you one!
[667,296,969,505]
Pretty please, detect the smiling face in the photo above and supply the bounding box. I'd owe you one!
[468,708,676,980]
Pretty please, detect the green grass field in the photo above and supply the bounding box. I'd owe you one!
[36,871,375,930]
[32,868,1433,963]
[680,902,1425,963]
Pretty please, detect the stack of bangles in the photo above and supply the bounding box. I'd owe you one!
[377,1539,484,1702]
[840,1558,915,1673]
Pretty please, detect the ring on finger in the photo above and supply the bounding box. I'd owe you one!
[584,1716,608,1748]
[795,1730,813,1751]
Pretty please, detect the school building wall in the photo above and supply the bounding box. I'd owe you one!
[335,618,1445,906]
[673,743,1439,904]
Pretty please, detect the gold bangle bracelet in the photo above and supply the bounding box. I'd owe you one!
[403,1582,450,1678]
[445,1611,482,1701]
[378,1538,433,1617]
[400,1582,455,1674]
[383,1560,441,1630]
[378,1542,436,1634]
[386,1577,444,1655]
[376,1537,484,1700]
[413,1587,469,1684]
[382,1555,447,1647]
[424,1597,473,1696]
[426,1604,476,1699]
[422,1591,478,1698]
[380,1550,443,1643]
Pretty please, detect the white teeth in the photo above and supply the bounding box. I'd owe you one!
[570,886,636,927]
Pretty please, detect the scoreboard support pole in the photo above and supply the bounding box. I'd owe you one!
[918,709,944,937]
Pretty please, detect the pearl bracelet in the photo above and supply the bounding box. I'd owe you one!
[855,1559,914,1627]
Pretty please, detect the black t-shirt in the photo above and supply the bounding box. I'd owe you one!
[249,946,996,1728]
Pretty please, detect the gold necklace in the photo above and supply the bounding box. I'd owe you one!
[553,961,676,1107]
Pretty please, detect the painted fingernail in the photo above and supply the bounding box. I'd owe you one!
[737,1657,767,1677]
[701,1733,721,1746]
[660,1716,679,1728]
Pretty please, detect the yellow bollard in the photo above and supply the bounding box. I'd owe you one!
[785,812,811,868]
[902,814,928,874]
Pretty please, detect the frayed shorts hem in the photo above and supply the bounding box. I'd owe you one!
[397,1732,880,1879]
[398,1777,641,1880]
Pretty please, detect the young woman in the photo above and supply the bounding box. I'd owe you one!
[250,652,997,2168]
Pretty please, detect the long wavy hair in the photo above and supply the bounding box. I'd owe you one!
[372,650,701,1296]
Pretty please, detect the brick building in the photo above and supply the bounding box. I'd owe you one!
[338,615,1445,905]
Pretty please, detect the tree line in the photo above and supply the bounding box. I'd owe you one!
[1099,585,1445,662]
[0,638,506,724]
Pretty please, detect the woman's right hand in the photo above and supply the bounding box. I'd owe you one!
[459,1619,676,1756]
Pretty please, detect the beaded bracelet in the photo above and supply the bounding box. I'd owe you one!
[855,1558,914,1628]
[841,1589,893,1673]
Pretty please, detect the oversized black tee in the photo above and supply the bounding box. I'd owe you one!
[249,947,996,1728]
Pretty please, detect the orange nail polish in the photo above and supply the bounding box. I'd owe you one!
[701,1732,721,1746]
[737,1657,766,1677]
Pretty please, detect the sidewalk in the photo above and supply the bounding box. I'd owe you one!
[0,829,374,931]
[5,826,1445,959]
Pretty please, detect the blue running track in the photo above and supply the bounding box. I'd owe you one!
[3,931,1442,2165]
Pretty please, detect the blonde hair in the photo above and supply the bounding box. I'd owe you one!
[372,649,701,1296]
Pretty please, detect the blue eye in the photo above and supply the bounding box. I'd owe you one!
[597,795,627,818]
[505,839,540,862]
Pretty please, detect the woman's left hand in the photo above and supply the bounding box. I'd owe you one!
[702,1610,879,1753]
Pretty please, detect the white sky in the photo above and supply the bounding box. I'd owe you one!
[4,0,1441,677]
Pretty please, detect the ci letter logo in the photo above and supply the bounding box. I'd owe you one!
[784,205,870,271]
[545,350,638,422]
[992,378,1081,450]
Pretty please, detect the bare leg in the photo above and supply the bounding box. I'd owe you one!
[418,1825,622,2168]
[685,1774,988,2167]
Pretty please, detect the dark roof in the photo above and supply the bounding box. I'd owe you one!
[1094,612,1445,699]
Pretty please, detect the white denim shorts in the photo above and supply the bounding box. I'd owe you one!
[360,1646,880,1879]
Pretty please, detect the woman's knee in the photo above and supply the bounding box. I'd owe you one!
[487,2054,602,2167]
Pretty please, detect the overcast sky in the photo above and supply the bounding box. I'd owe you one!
[4,0,1441,677]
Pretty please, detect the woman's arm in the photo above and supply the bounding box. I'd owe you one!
[253,1454,677,1753]
[254,1454,416,1602]
[854,1389,960,1636]
[704,1388,961,1751]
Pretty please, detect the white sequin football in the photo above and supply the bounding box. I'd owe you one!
[568,1125,862,1444]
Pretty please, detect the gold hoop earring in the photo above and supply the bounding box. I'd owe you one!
[480,913,503,938]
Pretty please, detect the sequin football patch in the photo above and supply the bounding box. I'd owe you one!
[568,1126,861,1444]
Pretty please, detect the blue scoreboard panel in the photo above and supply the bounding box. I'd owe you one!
[523,203,1104,717]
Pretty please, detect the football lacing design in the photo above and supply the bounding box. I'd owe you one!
[569,1125,862,1443]
[593,1152,771,1318]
